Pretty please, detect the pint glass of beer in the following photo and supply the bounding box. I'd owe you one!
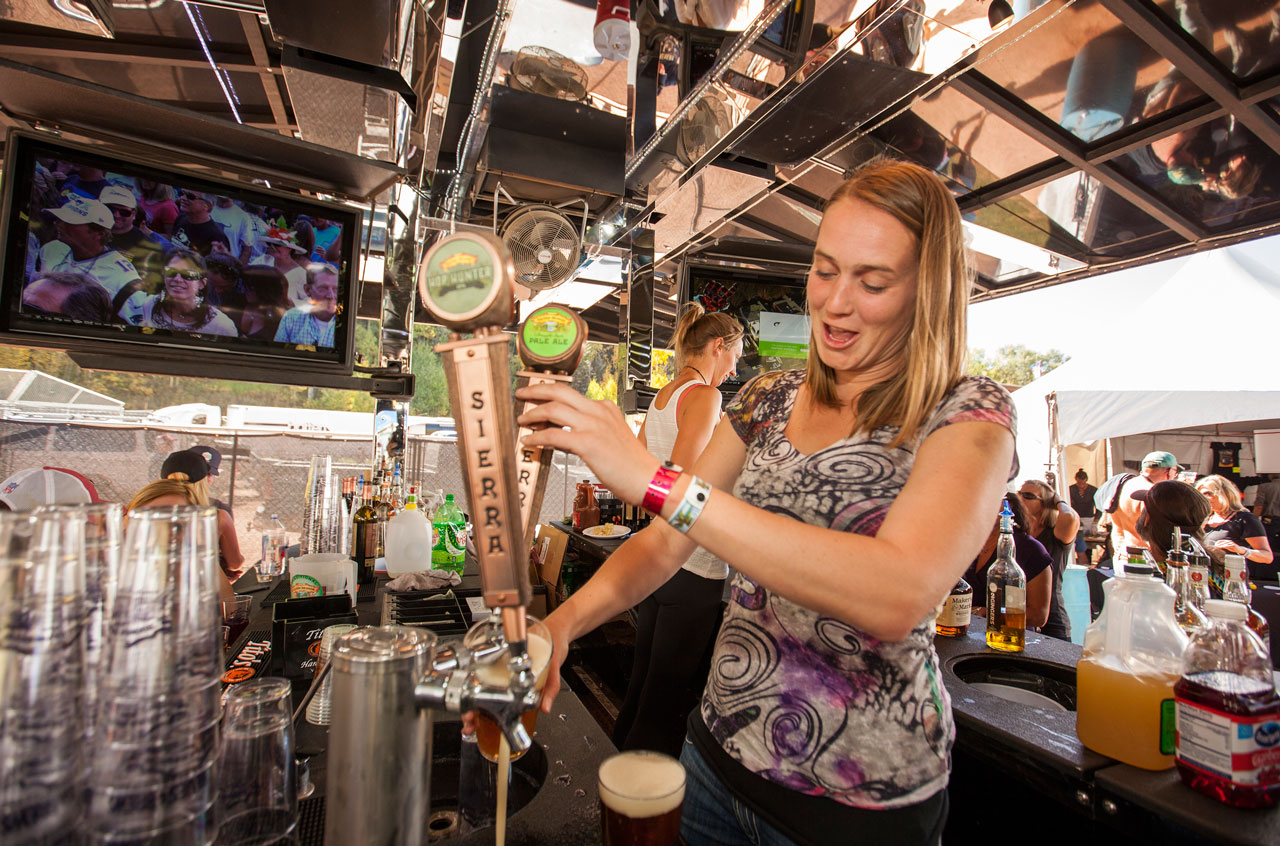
[466,615,553,763]
[598,750,686,845]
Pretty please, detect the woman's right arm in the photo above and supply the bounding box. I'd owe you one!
[540,420,747,710]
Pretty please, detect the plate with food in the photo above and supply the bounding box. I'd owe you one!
[582,523,631,539]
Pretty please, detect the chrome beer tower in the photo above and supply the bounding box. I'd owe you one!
[323,231,585,846]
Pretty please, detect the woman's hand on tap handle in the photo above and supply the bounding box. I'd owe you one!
[516,382,659,507]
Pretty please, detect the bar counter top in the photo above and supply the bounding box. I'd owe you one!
[937,617,1280,845]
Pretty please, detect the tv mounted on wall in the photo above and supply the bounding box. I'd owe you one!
[0,129,363,385]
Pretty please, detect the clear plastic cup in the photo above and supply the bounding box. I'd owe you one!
[217,678,298,845]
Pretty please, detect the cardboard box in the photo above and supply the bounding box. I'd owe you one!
[535,523,569,610]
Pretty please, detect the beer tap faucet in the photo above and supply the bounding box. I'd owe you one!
[410,229,536,751]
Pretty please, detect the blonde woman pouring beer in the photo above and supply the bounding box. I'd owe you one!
[518,160,1017,846]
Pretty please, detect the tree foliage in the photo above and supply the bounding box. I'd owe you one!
[967,345,1068,387]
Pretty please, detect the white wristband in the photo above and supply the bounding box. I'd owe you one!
[668,475,712,534]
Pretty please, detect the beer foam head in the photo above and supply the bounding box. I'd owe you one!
[474,630,552,688]
[598,751,686,818]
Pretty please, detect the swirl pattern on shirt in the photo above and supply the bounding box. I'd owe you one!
[700,369,1017,809]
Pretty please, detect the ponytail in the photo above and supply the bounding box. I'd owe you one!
[674,301,744,368]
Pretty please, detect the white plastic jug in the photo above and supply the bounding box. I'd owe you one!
[1076,560,1189,769]
[385,506,433,579]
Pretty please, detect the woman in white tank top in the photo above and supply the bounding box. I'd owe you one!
[611,302,744,755]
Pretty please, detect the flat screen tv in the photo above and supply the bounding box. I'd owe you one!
[0,129,362,383]
[682,260,808,397]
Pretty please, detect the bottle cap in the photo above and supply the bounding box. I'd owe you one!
[445,494,454,502]
[1123,560,1156,577]
[1224,552,1246,567]
[1203,599,1248,621]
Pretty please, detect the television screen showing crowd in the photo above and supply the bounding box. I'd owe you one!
[15,155,349,350]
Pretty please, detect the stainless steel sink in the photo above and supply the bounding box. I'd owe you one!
[946,654,1077,712]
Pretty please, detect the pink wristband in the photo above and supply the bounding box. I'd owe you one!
[642,461,682,514]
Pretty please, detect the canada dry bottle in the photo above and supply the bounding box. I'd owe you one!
[936,578,972,638]
[1175,599,1280,808]
[985,502,1026,653]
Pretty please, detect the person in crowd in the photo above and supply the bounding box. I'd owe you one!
[210,196,255,265]
[173,190,231,256]
[274,262,339,347]
[310,216,343,263]
[1105,451,1180,572]
[125,478,235,601]
[613,302,744,758]
[966,492,1053,631]
[21,270,113,322]
[261,228,309,305]
[136,178,179,236]
[37,195,146,322]
[1018,479,1078,640]
[1198,474,1275,579]
[160,446,246,582]
[204,252,247,329]
[1132,480,1215,568]
[1252,472,1280,556]
[0,466,102,511]
[62,164,109,199]
[517,160,1017,844]
[1069,468,1098,566]
[243,204,272,264]
[138,247,239,336]
[100,184,170,296]
[238,264,291,340]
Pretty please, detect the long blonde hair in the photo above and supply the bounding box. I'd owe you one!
[1022,479,1059,530]
[674,301,744,369]
[1196,474,1244,513]
[126,479,209,512]
[805,159,971,447]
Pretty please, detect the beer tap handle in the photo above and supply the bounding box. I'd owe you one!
[514,305,588,549]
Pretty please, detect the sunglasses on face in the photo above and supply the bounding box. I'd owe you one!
[107,206,133,217]
[180,193,208,203]
[163,268,204,281]
[1018,491,1040,501]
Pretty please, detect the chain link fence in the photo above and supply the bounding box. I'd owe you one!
[0,419,589,552]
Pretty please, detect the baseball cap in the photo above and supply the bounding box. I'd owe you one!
[160,445,222,482]
[0,466,101,511]
[99,185,138,210]
[1141,451,1180,470]
[46,195,114,229]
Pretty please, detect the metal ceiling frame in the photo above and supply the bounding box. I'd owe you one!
[644,0,1280,302]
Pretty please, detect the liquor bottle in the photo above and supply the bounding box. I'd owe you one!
[376,476,393,558]
[1222,553,1271,649]
[1165,533,1207,635]
[936,577,972,638]
[1188,556,1211,614]
[986,501,1026,653]
[351,476,377,584]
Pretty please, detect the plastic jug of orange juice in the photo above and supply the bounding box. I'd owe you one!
[1076,558,1189,770]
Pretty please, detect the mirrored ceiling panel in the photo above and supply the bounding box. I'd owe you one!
[1151,0,1280,81]
[1108,119,1280,233]
[976,0,1210,144]
[999,170,1181,258]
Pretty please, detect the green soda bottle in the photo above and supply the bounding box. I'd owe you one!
[432,494,466,573]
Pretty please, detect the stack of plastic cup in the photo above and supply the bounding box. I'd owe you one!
[39,502,123,744]
[305,623,358,725]
[88,505,223,845]
[0,509,88,845]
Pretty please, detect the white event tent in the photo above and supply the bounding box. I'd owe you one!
[1011,248,1280,491]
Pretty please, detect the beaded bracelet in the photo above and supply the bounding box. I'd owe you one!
[668,475,712,534]
[642,461,682,514]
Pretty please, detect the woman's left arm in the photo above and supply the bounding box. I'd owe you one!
[1053,500,1080,545]
[217,509,247,578]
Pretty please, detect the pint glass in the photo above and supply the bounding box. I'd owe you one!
[598,750,686,845]
[466,615,553,763]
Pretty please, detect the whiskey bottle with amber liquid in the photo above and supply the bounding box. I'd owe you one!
[936,577,972,638]
[986,502,1026,652]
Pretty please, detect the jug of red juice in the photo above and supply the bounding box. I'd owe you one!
[1174,599,1280,808]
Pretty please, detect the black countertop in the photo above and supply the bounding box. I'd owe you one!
[938,617,1280,844]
